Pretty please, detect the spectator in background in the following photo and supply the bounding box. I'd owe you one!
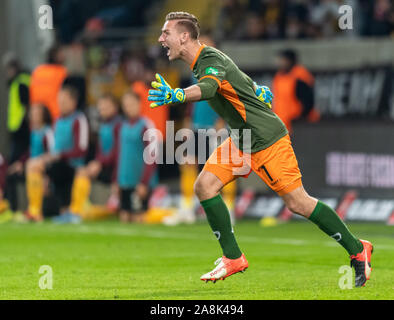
[214,0,248,41]
[5,104,53,216]
[238,12,267,41]
[308,0,341,38]
[361,0,393,36]
[26,85,89,222]
[272,49,319,134]
[53,0,158,43]
[286,14,309,39]
[66,93,122,218]
[285,0,309,39]
[110,48,170,139]
[111,49,139,99]
[30,45,68,121]
[117,91,158,223]
[260,0,283,39]
[84,0,156,30]
[2,53,31,167]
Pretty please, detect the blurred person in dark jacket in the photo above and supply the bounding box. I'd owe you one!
[2,53,31,166]
[361,0,393,36]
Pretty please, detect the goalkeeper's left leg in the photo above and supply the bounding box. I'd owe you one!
[282,186,364,256]
[281,186,373,287]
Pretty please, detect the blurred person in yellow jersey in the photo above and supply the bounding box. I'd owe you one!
[26,85,89,223]
[65,93,123,219]
[117,91,159,223]
[147,12,373,287]
[5,104,53,220]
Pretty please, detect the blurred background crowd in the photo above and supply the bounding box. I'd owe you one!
[53,0,394,43]
[0,0,393,225]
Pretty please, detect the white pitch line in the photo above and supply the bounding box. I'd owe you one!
[39,224,301,244]
[9,223,394,251]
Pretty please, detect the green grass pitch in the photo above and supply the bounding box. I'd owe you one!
[0,220,393,300]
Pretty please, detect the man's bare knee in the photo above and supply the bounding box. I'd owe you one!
[194,171,223,201]
[286,199,305,216]
[194,178,211,199]
[281,186,317,218]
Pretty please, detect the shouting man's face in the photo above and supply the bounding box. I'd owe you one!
[158,20,185,61]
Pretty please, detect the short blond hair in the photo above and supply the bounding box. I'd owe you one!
[165,11,200,39]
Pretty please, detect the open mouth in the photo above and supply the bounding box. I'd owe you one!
[162,44,170,57]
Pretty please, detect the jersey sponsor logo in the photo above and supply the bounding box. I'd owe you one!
[205,67,219,76]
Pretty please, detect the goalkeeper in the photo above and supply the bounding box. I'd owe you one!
[148,11,373,287]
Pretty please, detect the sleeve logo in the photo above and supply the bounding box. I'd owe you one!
[205,67,219,76]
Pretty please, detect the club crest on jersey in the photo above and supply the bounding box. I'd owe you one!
[205,67,219,76]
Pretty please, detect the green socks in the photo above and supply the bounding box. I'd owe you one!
[201,196,361,258]
[309,201,363,256]
[201,194,242,259]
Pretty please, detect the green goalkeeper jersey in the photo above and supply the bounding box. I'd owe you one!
[192,45,288,153]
